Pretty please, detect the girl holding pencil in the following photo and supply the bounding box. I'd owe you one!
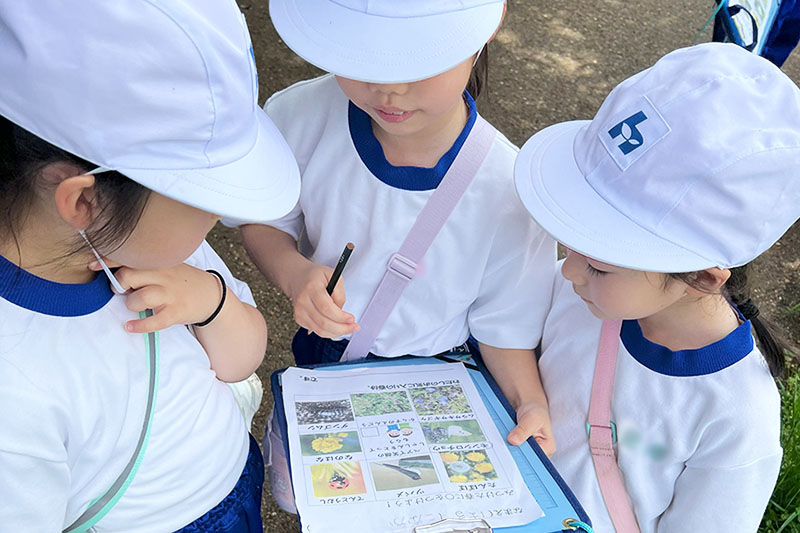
[237,0,557,512]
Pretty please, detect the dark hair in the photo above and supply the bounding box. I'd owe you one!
[0,116,150,260]
[466,44,490,101]
[670,265,796,378]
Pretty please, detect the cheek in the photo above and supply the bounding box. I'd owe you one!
[415,84,463,115]
[594,281,671,319]
[108,215,211,269]
[420,59,472,91]
[158,227,207,262]
[585,286,611,310]
[583,278,632,315]
[160,213,213,259]
[334,78,368,104]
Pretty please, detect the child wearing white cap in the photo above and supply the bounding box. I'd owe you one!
[0,0,299,531]
[238,0,557,513]
[514,43,799,532]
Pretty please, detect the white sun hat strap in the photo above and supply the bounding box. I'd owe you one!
[473,44,485,67]
[85,166,112,175]
[63,310,159,533]
[78,230,126,294]
[340,116,496,362]
[587,319,641,533]
[79,167,126,294]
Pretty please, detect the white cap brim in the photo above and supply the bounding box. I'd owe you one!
[514,121,718,273]
[117,110,300,224]
[269,0,504,83]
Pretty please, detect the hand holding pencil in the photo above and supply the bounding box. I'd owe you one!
[325,242,354,295]
[289,242,359,339]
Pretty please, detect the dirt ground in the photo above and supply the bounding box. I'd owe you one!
[208,2,800,530]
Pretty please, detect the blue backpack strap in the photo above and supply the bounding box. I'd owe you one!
[712,0,800,66]
[63,310,159,532]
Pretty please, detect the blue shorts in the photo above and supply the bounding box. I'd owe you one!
[175,433,264,533]
[291,327,473,366]
[291,328,379,366]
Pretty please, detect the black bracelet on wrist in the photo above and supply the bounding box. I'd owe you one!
[193,269,227,327]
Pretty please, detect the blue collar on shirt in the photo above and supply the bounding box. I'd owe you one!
[0,253,113,317]
[348,91,478,191]
[620,317,754,376]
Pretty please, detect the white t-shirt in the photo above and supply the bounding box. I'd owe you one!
[0,242,253,532]
[540,270,782,532]
[258,74,556,356]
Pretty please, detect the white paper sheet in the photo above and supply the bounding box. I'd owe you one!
[281,362,544,532]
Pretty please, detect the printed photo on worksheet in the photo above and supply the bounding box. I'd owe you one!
[281,363,544,533]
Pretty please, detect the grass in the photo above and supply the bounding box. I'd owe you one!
[760,370,800,533]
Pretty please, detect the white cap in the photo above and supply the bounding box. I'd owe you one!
[515,43,800,273]
[269,0,505,83]
[0,0,300,223]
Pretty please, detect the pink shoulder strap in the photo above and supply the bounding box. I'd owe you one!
[588,319,641,532]
[341,116,497,362]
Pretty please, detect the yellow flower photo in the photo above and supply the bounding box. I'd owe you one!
[300,431,361,456]
[474,462,494,473]
[311,436,343,453]
[440,449,498,483]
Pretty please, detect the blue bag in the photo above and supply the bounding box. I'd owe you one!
[713,0,800,66]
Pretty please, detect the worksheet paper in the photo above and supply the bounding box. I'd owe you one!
[281,363,544,532]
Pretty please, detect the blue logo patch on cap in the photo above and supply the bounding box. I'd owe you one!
[599,96,670,170]
[608,111,647,155]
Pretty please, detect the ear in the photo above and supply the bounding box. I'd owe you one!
[53,171,97,231]
[684,267,731,295]
[488,3,507,42]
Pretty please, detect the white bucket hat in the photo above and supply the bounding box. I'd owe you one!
[514,43,800,273]
[269,0,505,83]
[0,0,300,223]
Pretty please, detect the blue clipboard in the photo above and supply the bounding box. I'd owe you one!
[270,351,592,532]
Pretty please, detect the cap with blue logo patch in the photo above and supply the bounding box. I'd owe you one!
[514,43,800,272]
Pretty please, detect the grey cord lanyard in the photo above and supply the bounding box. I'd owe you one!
[63,309,159,533]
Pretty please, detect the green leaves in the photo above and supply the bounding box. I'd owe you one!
[761,373,800,533]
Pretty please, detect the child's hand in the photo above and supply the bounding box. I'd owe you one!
[111,264,222,333]
[508,401,556,456]
[288,262,359,338]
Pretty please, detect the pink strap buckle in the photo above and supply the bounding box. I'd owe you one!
[586,421,618,444]
[387,253,417,281]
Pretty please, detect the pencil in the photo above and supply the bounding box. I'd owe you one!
[326,242,355,295]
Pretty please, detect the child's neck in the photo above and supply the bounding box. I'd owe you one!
[0,209,94,284]
[372,98,469,168]
[636,293,741,351]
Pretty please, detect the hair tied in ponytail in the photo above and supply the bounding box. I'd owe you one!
[738,298,760,320]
